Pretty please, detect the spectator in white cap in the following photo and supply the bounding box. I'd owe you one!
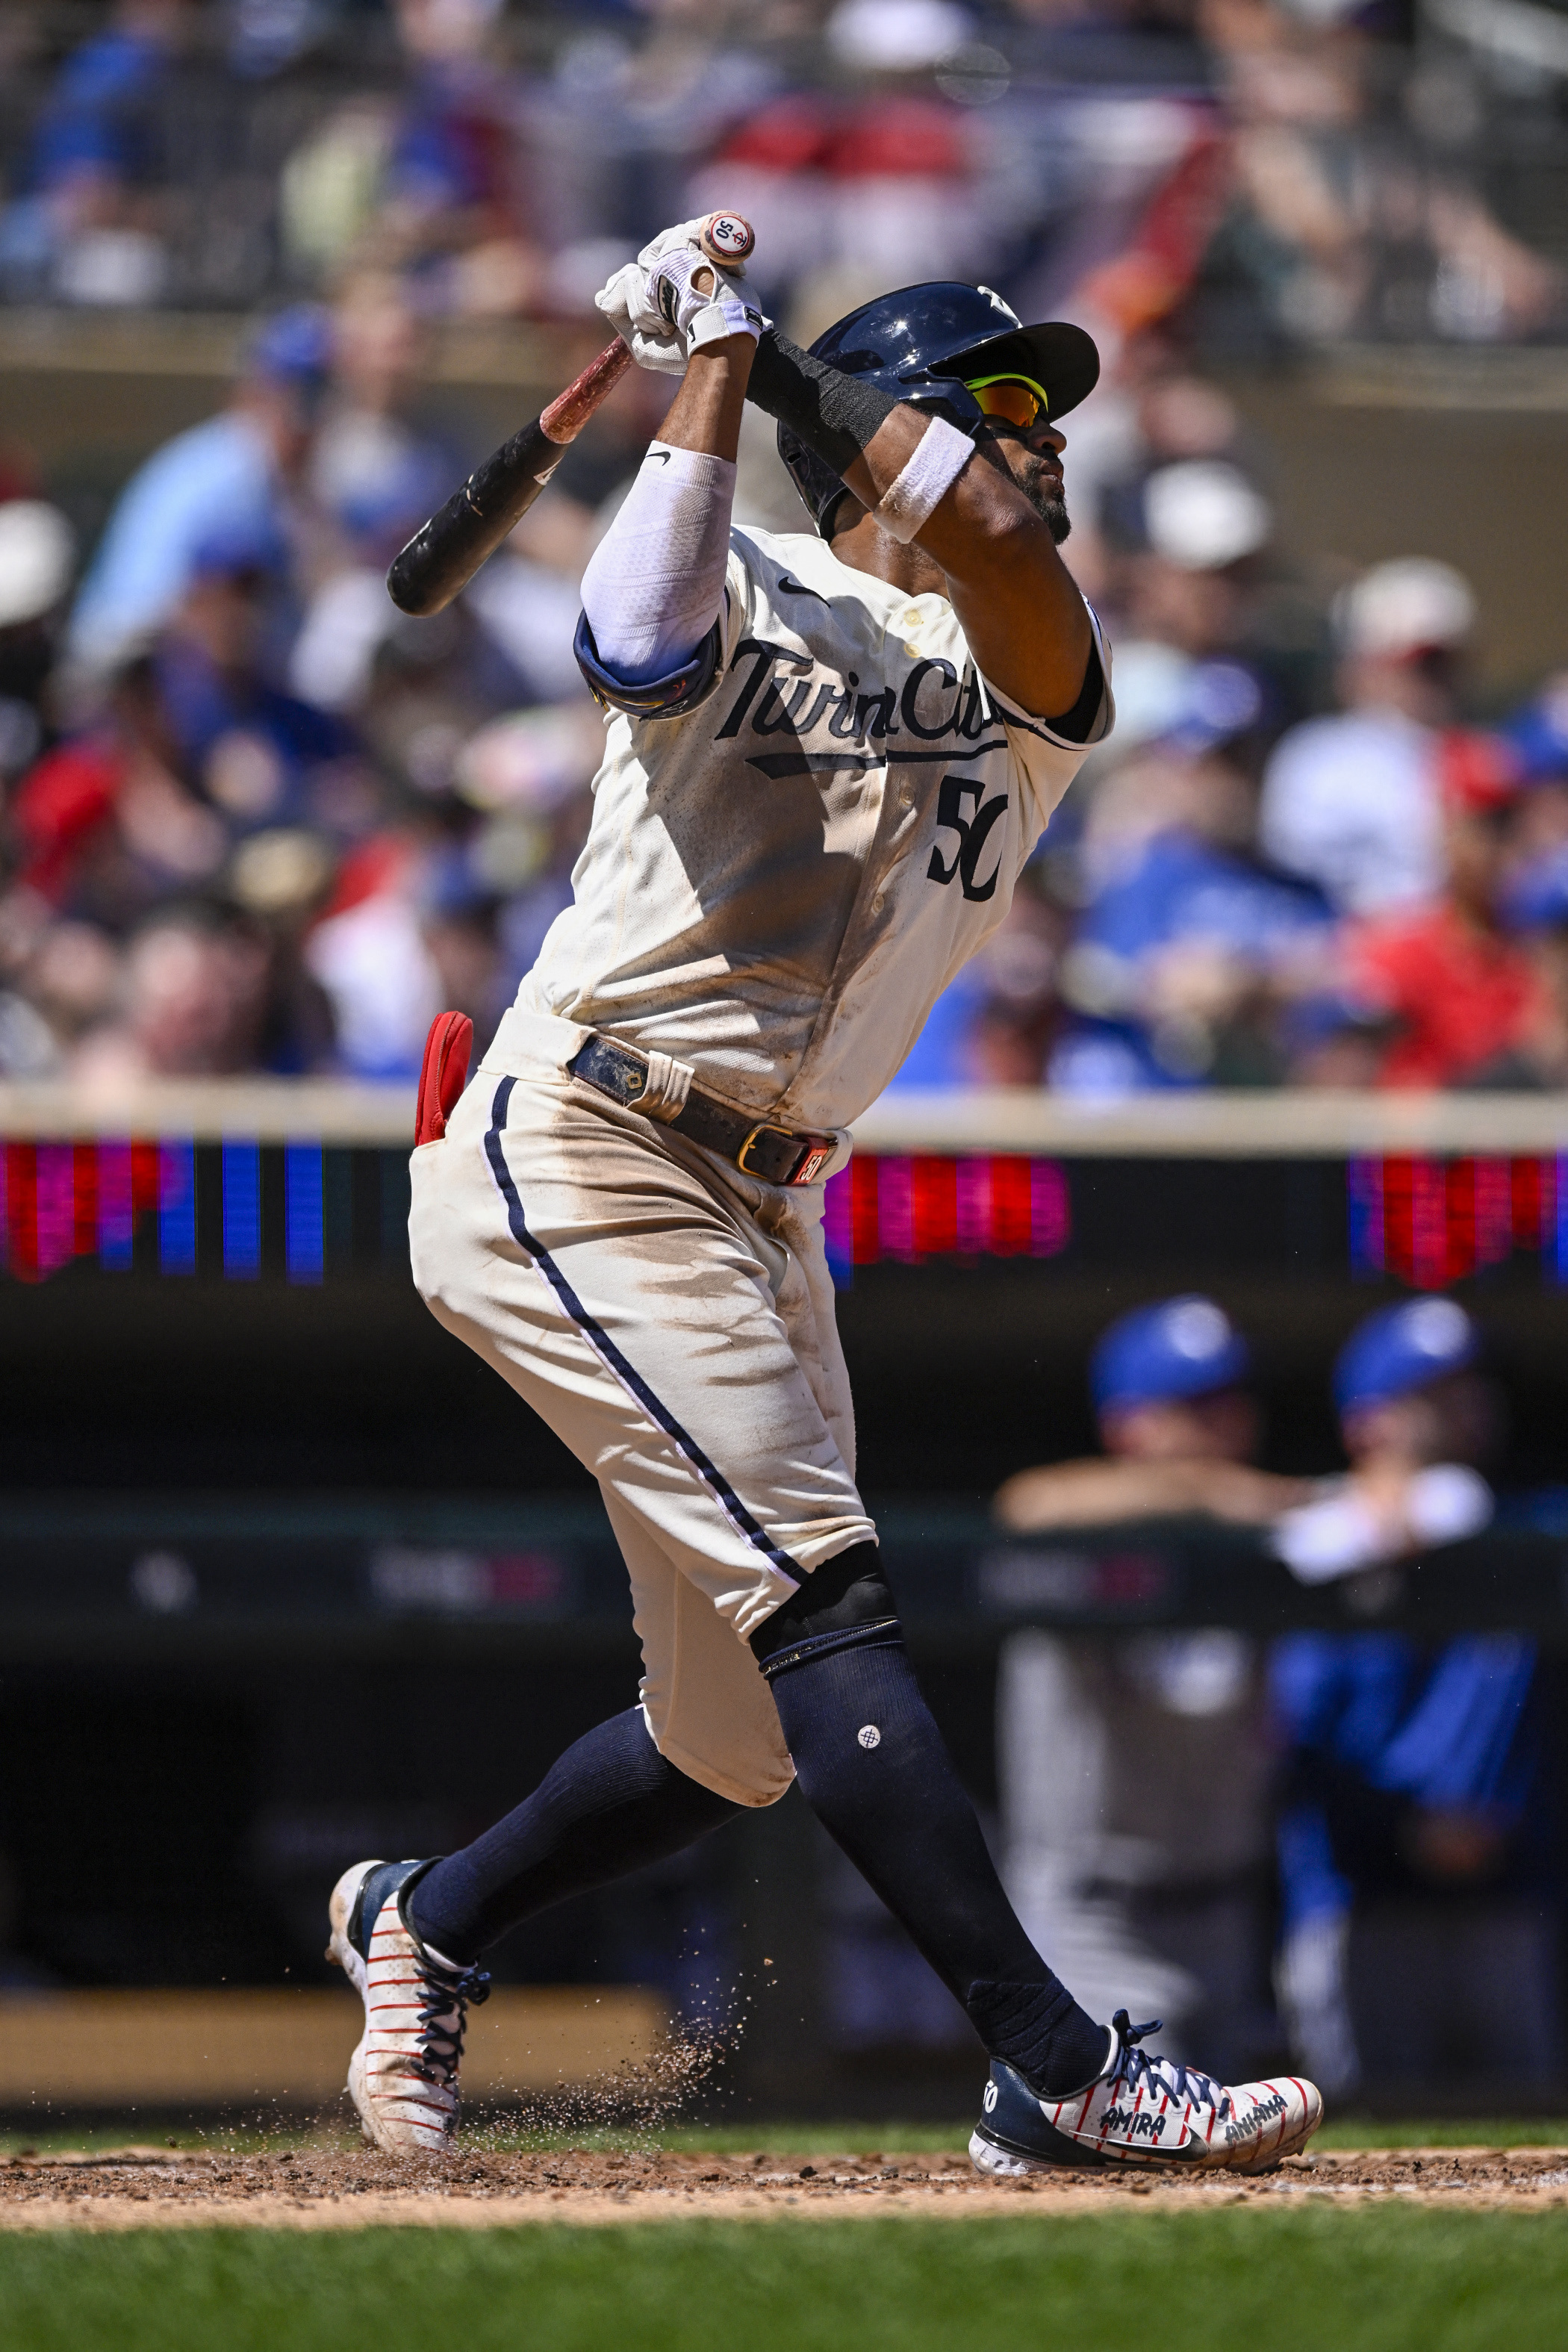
[1145,461,1273,579]
[1258,556,1476,918]
[0,499,75,782]
[0,500,75,633]
[1103,461,1277,751]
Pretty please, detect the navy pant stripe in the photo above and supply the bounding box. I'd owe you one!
[482,1076,802,1581]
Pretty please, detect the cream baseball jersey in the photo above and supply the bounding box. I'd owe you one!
[517,523,1113,1135]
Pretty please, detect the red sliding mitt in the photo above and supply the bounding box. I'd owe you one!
[414,1010,473,1145]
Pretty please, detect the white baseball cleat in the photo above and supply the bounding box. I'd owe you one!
[325,1857,490,2156]
[969,2012,1322,2177]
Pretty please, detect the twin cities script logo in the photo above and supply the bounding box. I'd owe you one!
[716,637,1009,902]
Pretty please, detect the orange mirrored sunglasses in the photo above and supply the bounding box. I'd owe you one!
[965,376,1048,430]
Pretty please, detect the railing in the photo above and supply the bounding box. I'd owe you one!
[4,1493,1567,1655]
[6,1079,1568,1154]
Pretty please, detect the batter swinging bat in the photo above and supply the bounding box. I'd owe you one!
[385,212,756,619]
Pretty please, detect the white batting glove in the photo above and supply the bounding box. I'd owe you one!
[594,260,682,375]
[594,217,768,376]
[650,241,768,350]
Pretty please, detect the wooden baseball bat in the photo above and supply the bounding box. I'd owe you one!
[385,212,755,619]
[385,339,632,617]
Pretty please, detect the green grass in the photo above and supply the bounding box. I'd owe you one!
[1314,2118,1568,2150]
[4,2212,1568,2352]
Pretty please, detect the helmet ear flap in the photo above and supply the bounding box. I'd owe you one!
[777,406,977,539]
[777,423,850,538]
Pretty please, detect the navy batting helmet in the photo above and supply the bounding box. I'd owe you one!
[778,281,1100,538]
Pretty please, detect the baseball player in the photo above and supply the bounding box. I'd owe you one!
[326,221,1322,2176]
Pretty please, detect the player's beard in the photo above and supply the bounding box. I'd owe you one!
[979,428,1071,543]
[1022,475,1071,544]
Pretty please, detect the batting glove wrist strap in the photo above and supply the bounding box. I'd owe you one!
[874,414,974,543]
[653,251,766,349]
[747,329,900,479]
[687,296,762,350]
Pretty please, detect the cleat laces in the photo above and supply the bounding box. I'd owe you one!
[1109,2012,1232,2119]
[408,1955,491,2093]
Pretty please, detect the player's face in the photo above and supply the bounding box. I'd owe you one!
[1102,1389,1259,1464]
[971,404,1071,544]
[1342,1372,1499,1469]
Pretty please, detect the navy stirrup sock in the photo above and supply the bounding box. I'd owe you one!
[761,1633,1109,2098]
[407,1634,1108,2096]
[408,1708,740,1962]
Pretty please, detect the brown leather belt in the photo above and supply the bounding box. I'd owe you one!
[567,1033,836,1188]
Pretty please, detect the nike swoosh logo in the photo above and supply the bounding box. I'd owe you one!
[775,574,827,603]
[648,449,671,464]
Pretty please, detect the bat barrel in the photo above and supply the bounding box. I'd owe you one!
[385,417,559,617]
[384,238,750,617]
[385,340,633,620]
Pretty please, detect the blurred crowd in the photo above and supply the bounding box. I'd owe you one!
[4,281,1568,1095]
[0,0,1564,343]
[0,0,1566,1092]
[0,275,620,1084]
[899,411,1568,1095]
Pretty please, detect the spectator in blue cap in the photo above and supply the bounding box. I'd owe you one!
[68,304,333,675]
[995,1295,1305,2079]
[1271,1300,1494,1584]
[1268,1301,1552,2103]
[996,1294,1306,1531]
[0,0,192,308]
[141,518,359,838]
[1337,1294,1480,1408]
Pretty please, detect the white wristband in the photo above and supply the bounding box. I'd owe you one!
[874,414,973,544]
[1404,1463,1493,1546]
[1269,1490,1384,1584]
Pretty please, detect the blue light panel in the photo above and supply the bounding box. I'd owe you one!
[223,1140,261,1278]
[285,1140,324,1284]
[97,1140,134,1271]
[158,1139,196,1275]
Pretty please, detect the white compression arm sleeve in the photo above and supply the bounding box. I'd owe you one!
[579,441,735,685]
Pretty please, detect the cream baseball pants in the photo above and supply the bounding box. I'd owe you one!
[408,1006,877,1808]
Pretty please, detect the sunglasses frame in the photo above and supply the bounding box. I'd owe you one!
[963,373,1051,429]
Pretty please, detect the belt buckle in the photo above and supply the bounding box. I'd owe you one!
[736,1121,795,1180]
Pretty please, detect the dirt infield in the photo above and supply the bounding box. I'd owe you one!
[3,2142,1568,2229]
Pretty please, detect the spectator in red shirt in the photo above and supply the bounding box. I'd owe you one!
[1345,731,1559,1089]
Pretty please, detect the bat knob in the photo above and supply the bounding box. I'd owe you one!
[697,212,755,267]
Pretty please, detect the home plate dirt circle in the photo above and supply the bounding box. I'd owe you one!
[4,2146,1568,2227]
